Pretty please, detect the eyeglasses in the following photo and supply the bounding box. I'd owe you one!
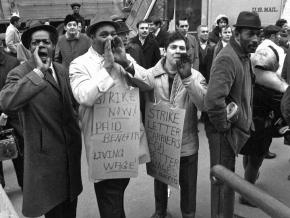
[30,39,52,46]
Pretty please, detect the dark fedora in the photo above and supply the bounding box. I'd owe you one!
[116,21,130,34]
[234,11,261,29]
[71,3,81,8]
[86,18,119,37]
[21,22,58,49]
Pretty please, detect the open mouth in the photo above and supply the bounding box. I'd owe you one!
[38,49,49,62]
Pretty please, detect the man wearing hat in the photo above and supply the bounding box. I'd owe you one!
[71,2,85,32]
[0,23,82,218]
[55,14,91,69]
[205,11,261,218]
[5,13,21,56]
[70,19,149,218]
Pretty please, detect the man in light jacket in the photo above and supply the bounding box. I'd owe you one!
[69,19,149,218]
[135,31,207,218]
[5,14,21,56]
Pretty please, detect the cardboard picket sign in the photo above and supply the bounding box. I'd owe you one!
[90,86,140,180]
[145,102,186,188]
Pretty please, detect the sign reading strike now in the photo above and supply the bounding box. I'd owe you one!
[145,102,185,188]
[90,86,140,180]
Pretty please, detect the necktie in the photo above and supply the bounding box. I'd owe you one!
[45,68,58,87]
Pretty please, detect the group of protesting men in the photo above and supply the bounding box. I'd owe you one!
[1,3,290,218]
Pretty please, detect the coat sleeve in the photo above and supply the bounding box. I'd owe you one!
[192,37,199,71]
[0,68,47,111]
[54,42,62,64]
[281,50,289,81]
[69,59,115,107]
[182,69,207,111]
[205,56,235,132]
[281,86,290,125]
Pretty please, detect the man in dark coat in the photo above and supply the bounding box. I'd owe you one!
[150,18,168,49]
[0,23,82,218]
[0,48,23,189]
[205,11,261,218]
[130,20,161,69]
[71,2,85,32]
[176,18,199,70]
[196,25,214,82]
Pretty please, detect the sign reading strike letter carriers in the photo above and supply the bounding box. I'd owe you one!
[90,86,140,180]
[145,102,185,188]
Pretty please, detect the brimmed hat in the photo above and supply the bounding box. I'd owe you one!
[234,11,261,29]
[21,23,58,49]
[71,3,81,8]
[86,18,119,37]
[111,14,125,22]
[116,21,130,34]
[64,14,78,25]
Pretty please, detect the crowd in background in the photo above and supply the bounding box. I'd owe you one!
[1,3,290,218]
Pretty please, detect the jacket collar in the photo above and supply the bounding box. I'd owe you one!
[230,37,250,60]
[152,58,176,78]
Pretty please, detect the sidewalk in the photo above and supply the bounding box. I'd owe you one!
[2,123,290,218]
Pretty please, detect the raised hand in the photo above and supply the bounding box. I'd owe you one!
[103,38,114,73]
[112,36,130,68]
[176,53,192,79]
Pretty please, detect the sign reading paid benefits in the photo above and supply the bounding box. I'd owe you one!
[90,86,140,180]
[145,102,185,188]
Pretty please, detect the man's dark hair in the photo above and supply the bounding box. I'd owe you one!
[275,19,287,28]
[176,17,188,27]
[164,31,187,49]
[10,16,20,25]
[220,25,231,34]
[64,14,78,26]
[144,18,153,23]
[153,18,162,26]
[136,20,148,28]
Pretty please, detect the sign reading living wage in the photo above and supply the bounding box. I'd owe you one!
[90,86,140,180]
[145,102,185,188]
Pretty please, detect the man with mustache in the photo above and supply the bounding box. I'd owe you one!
[129,20,161,69]
[0,23,82,218]
[205,11,261,218]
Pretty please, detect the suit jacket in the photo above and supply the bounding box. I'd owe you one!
[197,39,214,82]
[155,28,168,48]
[0,60,82,216]
[186,34,199,70]
[130,36,161,69]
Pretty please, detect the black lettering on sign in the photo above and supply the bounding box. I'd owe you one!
[95,121,122,134]
[103,159,136,171]
[102,132,140,143]
[93,149,124,160]
[108,105,137,118]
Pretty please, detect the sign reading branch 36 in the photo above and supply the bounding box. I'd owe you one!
[145,102,185,188]
[90,86,140,180]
